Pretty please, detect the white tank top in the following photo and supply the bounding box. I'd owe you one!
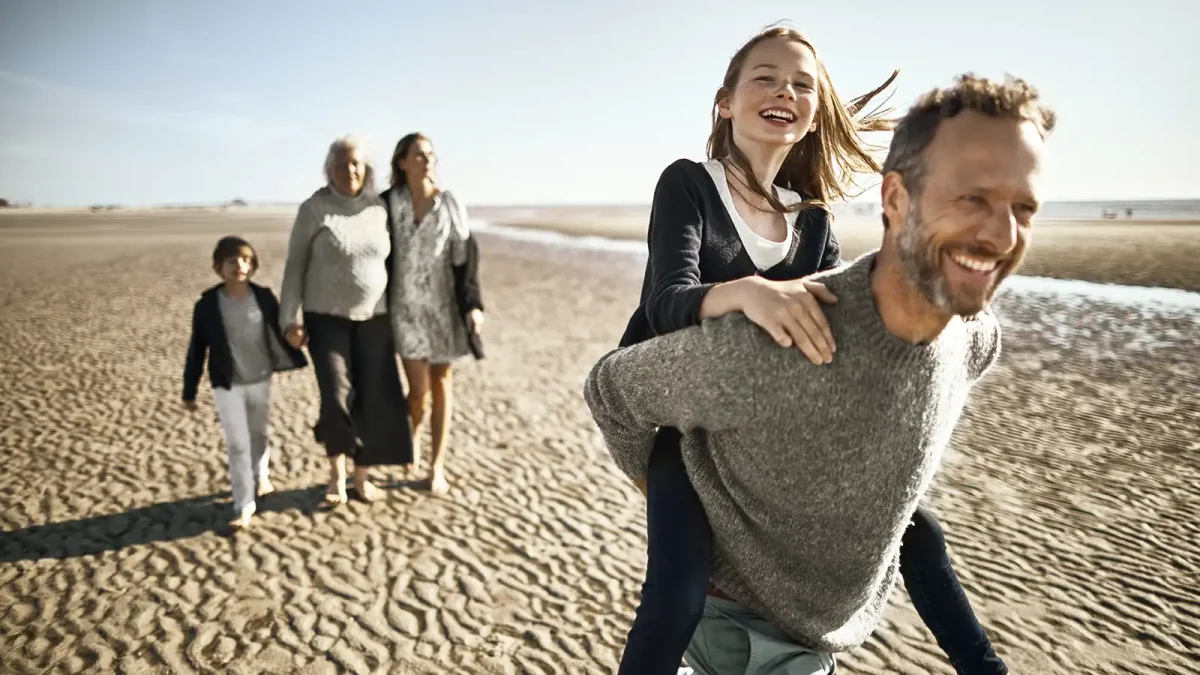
[702,160,803,271]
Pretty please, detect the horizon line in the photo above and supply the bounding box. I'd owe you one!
[7,196,1200,210]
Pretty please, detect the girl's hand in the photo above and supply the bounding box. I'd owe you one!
[737,276,838,364]
[284,324,308,349]
[183,399,198,412]
[466,309,484,334]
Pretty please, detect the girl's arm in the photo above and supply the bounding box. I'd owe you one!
[642,161,720,336]
[643,162,836,363]
[182,301,208,402]
[817,222,843,271]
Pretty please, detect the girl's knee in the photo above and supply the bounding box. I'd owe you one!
[643,568,709,629]
[902,507,949,571]
[909,505,947,547]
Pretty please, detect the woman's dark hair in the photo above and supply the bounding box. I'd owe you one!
[212,235,259,272]
[389,133,429,189]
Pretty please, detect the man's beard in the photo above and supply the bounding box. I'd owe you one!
[895,202,1007,318]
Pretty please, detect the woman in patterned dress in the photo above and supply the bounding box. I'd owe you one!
[381,133,484,495]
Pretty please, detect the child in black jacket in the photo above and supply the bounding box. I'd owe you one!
[183,236,308,529]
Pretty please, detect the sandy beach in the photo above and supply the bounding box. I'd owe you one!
[1,208,1198,674]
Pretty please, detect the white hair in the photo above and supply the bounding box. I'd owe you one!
[323,133,376,192]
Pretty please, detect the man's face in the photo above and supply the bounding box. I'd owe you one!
[888,111,1046,317]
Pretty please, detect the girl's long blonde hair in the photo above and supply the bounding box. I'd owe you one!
[707,26,897,213]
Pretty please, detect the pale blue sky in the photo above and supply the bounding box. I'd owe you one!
[1,0,1196,206]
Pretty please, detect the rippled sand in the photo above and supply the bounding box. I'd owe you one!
[0,210,1197,674]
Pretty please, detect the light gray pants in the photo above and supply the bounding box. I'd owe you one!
[213,380,272,516]
[684,596,836,675]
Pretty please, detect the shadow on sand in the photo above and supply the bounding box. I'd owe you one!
[1,486,332,563]
[1,472,432,564]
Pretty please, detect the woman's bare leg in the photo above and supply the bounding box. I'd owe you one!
[402,359,431,479]
[428,363,453,495]
[326,454,347,504]
[351,463,380,502]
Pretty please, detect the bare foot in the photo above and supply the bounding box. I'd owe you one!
[324,480,348,506]
[353,479,381,503]
[429,470,449,496]
[403,461,421,482]
[229,512,253,530]
[256,478,275,497]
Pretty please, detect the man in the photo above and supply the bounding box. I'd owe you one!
[584,73,1054,674]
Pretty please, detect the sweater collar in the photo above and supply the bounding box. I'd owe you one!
[830,251,969,358]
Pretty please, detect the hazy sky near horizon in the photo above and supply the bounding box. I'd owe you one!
[1,0,1196,207]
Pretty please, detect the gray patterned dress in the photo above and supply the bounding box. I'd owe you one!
[387,187,472,363]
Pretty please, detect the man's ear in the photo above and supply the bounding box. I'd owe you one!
[880,171,909,231]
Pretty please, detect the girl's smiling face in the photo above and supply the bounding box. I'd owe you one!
[719,37,821,150]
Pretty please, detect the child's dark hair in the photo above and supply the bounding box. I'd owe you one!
[212,236,259,271]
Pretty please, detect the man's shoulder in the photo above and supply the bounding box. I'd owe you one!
[696,313,779,361]
[806,251,875,312]
[963,308,1002,380]
[807,249,873,282]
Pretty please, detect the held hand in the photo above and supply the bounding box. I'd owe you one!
[284,324,308,349]
[467,309,484,334]
[737,276,838,364]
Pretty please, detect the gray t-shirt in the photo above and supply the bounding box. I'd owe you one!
[218,288,273,385]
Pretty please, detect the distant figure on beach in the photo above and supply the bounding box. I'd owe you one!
[586,73,1053,674]
[182,236,308,529]
[604,25,1008,675]
[381,133,484,496]
[279,134,413,505]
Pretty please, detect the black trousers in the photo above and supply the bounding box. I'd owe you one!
[304,312,413,466]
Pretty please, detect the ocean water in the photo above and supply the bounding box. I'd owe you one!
[834,199,1200,221]
[471,219,1200,359]
[1035,199,1200,220]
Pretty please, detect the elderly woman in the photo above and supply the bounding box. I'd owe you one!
[380,133,484,495]
[279,134,412,504]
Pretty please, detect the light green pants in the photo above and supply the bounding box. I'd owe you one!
[683,595,836,675]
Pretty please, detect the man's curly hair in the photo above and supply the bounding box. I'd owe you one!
[882,74,1056,198]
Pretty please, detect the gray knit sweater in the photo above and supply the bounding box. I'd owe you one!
[279,186,392,329]
[583,251,1001,652]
